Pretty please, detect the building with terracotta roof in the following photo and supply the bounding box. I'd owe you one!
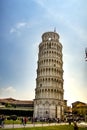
[72,101,87,121]
[0,98,34,117]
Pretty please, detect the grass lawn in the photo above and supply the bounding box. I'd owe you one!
[4,119,21,124]
[4,120,41,124]
[0,125,87,130]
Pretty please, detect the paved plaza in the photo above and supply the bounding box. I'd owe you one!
[1,122,87,129]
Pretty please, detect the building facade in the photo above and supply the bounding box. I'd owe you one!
[34,31,64,119]
[0,98,33,116]
[72,101,87,115]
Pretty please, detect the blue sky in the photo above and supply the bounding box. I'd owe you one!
[0,0,87,106]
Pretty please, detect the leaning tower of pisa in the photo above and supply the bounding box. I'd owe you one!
[34,31,64,119]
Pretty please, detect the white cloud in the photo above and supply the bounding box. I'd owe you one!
[10,22,27,34]
[17,90,35,100]
[16,22,27,29]
[0,83,35,100]
[0,86,16,98]
[5,86,16,93]
[10,28,17,33]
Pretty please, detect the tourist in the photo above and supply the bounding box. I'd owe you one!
[21,117,24,125]
[24,117,27,125]
[73,121,78,130]
[0,116,5,128]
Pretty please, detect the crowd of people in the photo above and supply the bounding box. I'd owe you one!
[21,117,27,126]
[0,115,81,130]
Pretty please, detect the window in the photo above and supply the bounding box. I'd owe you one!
[40,84,42,87]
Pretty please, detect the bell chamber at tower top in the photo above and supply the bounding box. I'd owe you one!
[42,32,60,42]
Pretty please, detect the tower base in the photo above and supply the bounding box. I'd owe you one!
[34,99,64,120]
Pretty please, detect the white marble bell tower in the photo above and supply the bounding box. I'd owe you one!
[34,31,64,119]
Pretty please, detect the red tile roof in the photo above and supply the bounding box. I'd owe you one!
[0,98,33,105]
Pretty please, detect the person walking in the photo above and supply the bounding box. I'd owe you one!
[24,117,27,126]
[21,117,24,125]
[73,121,78,130]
